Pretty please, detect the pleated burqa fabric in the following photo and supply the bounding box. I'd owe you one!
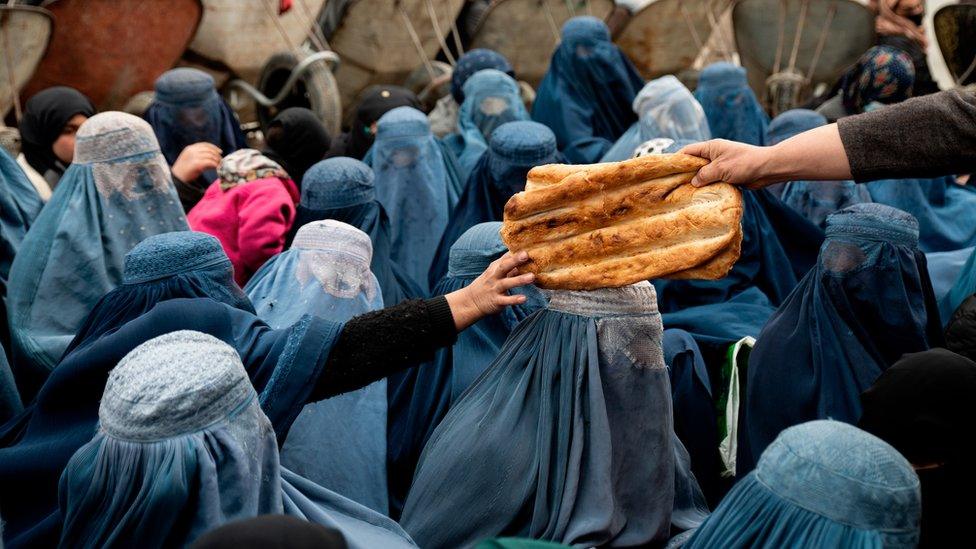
[401,283,707,547]
[866,174,976,253]
[693,62,769,145]
[6,112,188,399]
[245,220,389,515]
[743,203,943,473]
[58,331,416,548]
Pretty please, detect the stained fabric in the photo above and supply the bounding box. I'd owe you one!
[693,63,769,145]
[364,107,462,291]
[601,76,711,162]
[289,157,424,306]
[864,174,976,253]
[401,284,707,548]
[263,107,333,188]
[144,68,247,170]
[938,247,976,325]
[18,86,96,186]
[57,331,415,549]
[450,49,515,104]
[765,110,871,228]
[531,16,644,164]
[326,86,422,161]
[684,421,920,549]
[840,45,916,114]
[190,515,348,549]
[6,112,188,399]
[187,149,300,286]
[744,204,943,473]
[859,348,976,548]
[245,220,388,515]
[428,121,559,287]
[446,69,531,179]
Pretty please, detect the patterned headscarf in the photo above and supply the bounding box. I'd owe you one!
[217,148,289,189]
[841,46,915,114]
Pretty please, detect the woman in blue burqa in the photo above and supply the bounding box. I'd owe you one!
[742,203,944,474]
[693,62,769,146]
[445,68,531,179]
[144,68,247,211]
[428,120,559,287]
[401,282,707,547]
[364,106,463,292]
[57,330,417,548]
[6,112,188,401]
[245,220,388,515]
[287,157,424,306]
[531,16,644,164]
[0,229,536,546]
[601,75,711,162]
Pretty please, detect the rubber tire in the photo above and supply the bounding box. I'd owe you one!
[257,50,342,136]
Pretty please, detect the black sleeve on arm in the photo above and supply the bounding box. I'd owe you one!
[311,296,458,400]
[838,89,976,182]
[171,172,209,212]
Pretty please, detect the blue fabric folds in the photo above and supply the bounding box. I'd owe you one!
[6,112,188,398]
[693,62,769,145]
[765,110,871,228]
[0,298,341,547]
[57,331,415,548]
[245,220,388,515]
[366,106,461,291]
[0,147,42,260]
[685,421,920,549]
[451,49,515,103]
[293,157,424,306]
[401,284,707,547]
[428,121,559,287]
[601,76,711,162]
[447,69,530,179]
[744,204,943,472]
[144,68,247,171]
[938,246,976,324]
[865,175,976,253]
[531,16,644,164]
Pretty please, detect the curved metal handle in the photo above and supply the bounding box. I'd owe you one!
[227,50,340,108]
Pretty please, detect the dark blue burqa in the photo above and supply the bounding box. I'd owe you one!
[866,175,976,253]
[428,120,559,287]
[693,62,769,145]
[0,232,340,547]
[743,204,943,473]
[531,16,644,164]
[290,157,424,305]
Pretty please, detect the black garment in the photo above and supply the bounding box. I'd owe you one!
[324,86,422,160]
[859,348,976,548]
[312,296,456,401]
[171,173,211,213]
[190,515,348,549]
[18,87,95,187]
[945,294,976,361]
[263,107,332,188]
[839,89,976,181]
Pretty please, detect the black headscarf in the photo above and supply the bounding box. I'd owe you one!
[859,348,976,548]
[189,515,348,549]
[263,107,331,187]
[18,86,96,185]
[325,86,421,160]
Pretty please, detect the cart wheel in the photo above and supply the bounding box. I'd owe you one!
[257,51,342,136]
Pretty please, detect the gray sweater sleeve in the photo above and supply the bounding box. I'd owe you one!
[837,89,976,182]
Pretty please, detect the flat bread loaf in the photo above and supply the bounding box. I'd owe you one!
[501,153,743,290]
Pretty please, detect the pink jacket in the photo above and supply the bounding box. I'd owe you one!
[187,176,300,286]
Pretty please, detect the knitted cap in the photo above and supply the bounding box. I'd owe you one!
[489,121,557,166]
[153,67,218,106]
[301,157,375,209]
[825,203,919,247]
[73,112,161,165]
[448,222,507,278]
[375,106,431,140]
[123,231,230,284]
[561,16,611,44]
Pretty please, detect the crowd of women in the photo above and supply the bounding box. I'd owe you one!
[0,8,972,549]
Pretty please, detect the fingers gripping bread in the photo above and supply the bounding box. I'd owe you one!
[501,154,744,290]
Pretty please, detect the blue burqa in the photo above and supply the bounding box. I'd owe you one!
[428,120,559,287]
[291,157,424,305]
[938,246,976,324]
[531,16,644,164]
[601,75,711,162]
[245,220,388,515]
[866,175,976,253]
[743,204,943,473]
[6,112,188,399]
[446,69,530,179]
[58,331,415,548]
[765,109,871,228]
[365,106,462,291]
[401,284,707,547]
[693,62,769,145]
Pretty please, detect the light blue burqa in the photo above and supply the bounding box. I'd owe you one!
[245,219,388,515]
[6,112,187,396]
